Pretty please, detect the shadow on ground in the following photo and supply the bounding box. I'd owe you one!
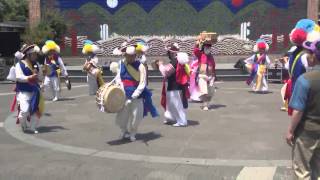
[248,91,273,94]
[107,131,162,146]
[209,104,227,110]
[37,126,69,133]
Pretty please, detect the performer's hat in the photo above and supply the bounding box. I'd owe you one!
[303,39,320,60]
[125,46,136,55]
[135,41,149,53]
[253,39,269,52]
[113,41,129,55]
[15,43,28,60]
[290,28,308,46]
[42,40,60,54]
[82,40,100,55]
[109,62,119,74]
[177,52,189,65]
[21,44,40,56]
[166,43,180,53]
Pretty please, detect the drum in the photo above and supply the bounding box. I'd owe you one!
[83,62,101,77]
[42,64,52,76]
[96,83,126,113]
[151,60,160,70]
[200,32,218,44]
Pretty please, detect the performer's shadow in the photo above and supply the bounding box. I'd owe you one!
[248,91,273,94]
[37,126,69,133]
[107,132,162,146]
[187,120,200,126]
[208,104,227,110]
[44,98,76,101]
[56,97,76,101]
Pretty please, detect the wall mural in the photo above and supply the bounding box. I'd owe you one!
[56,0,307,55]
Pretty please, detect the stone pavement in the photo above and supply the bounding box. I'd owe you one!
[0,82,294,180]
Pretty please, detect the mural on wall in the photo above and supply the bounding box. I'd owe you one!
[57,0,307,40]
[53,0,307,55]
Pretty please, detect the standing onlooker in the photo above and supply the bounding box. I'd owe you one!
[286,39,320,179]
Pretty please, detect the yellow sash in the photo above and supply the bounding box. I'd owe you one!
[255,64,266,91]
[290,51,303,77]
[21,60,35,73]
[124,62,140,82]
[184,64,191,76]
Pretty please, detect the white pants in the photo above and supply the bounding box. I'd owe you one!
[115,98,144,136]
[251,76,268,92]
[198,78,214,102]
[164,90,187,126]
[44,76,60,98]
[87,74,98,95]
[17,92,39,131]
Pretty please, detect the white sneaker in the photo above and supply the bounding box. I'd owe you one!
[173,123,187,127]
[202,106,209,111]
[130,135,136,142]
[120,132,130,139]
[33,130,38,134]
[52,97,58,102]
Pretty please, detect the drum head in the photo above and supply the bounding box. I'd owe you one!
[103,85,126,113]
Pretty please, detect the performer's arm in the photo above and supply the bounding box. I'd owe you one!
[36,63,44,81]
[139,55,147,64]
[131,64,147,99]
[244,55,254,64]
[58,57,68,77]
[265,55,271,67]
[159,63,174,78]
[286,75,309,145]
[15,63,30,82]
[301,54,309,69]
[90,56,99,67]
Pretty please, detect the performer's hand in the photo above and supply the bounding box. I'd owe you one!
[28,74,38,83]
[286,130,294,147]
[125,99,132,106]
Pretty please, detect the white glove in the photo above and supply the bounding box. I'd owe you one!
[131,93,139,99]
[125,99,132,106]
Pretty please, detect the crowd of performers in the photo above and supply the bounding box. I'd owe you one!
[5,18,320,178]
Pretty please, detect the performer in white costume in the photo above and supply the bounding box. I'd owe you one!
[113,46,159,142]
[42,40,68,101]
[82,40,104,95]
[245,39,271,93]
[15,44,45,134]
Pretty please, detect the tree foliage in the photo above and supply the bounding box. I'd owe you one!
[22,9,67,45]
[0,0,28,22]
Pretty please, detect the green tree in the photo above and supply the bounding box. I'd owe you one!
[22,9,67,45]
[43,9,68,44]
[0,0,28,22]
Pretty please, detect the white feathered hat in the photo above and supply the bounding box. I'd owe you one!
[109,62,119,74]
[177,52,189,65]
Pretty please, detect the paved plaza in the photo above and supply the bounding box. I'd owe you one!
[0,81,293,180]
